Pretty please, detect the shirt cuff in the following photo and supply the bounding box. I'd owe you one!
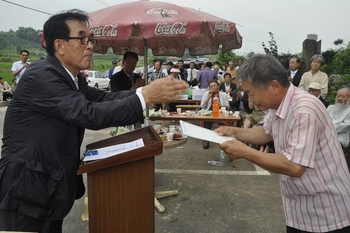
[136,87,146,110]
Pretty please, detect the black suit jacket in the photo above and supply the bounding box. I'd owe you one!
[0,54,144,220]
[231,89,252,114]
[111,70,141,92]
[219,82,237,96]
[288,70,303,87]
[318,96,329,108]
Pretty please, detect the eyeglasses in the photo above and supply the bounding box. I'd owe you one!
[60,36,97,46]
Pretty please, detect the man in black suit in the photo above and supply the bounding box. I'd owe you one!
[111,52,144,92]
[177,59,188,82]
[308,82,329,108]
[231,80,252,120]
[287,56,303,87]
[219,73,236,96]
[0,10,188,233]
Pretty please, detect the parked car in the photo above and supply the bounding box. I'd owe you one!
[103,70,109,79]
[87,71,110,90]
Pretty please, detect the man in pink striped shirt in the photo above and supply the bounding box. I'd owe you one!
[216,55,350,233]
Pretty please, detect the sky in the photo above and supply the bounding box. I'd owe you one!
[1,0,349,55]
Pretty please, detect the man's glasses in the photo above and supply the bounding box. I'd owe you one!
[60,36,97,46]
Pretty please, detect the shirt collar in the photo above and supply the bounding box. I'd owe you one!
[275,83,294,120]
[62,65,77,82]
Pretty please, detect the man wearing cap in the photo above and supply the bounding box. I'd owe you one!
[327,87,350,148]
[108,60,118,79]
[169,66,181,80]
[308,82,329,108]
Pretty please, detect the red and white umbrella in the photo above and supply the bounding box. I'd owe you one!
[89,0,242,57]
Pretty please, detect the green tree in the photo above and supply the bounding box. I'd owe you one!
[262,32,278,57]
[324,40,350,103]
[0,37,8,50]
[215,48,238,66]
[16,27,40,42]
[261,32,293,69]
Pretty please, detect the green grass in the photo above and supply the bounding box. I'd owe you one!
[0,53,119,84]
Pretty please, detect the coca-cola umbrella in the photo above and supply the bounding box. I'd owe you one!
[89,0,242,57]
[88,0,242,87]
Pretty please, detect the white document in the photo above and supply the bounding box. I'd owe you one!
[179,120,235,144]
[83,138,145,162]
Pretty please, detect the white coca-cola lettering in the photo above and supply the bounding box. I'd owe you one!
[187,33,204,40]
[194,46,212,55]
[214,22,230,33]
[156,47,177,56]
[154,22,187,35]
[89,24,118,37]
[146,8,178,17]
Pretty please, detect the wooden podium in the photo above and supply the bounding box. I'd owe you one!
[78,126,163,233]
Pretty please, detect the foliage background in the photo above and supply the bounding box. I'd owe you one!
[1,28,350,102]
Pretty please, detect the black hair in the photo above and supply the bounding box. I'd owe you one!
[123,51,139,62]
[205,61,213,68]
[20,50,29,56]
[209,79,219,86]
[223,73,232,78]
[290,56,300,63]
[43,9,89,55]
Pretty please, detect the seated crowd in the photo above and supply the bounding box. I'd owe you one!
[109,53,349,156]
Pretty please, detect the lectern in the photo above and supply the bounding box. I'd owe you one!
[78,126,163,233]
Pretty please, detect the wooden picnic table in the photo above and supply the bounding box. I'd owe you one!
[149,113,241,167]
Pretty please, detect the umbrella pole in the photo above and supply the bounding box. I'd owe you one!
[144,39,150,126]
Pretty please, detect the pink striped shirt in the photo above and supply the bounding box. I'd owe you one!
[264,84,350,232]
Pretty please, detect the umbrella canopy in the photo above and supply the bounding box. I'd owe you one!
[89,0,242,57]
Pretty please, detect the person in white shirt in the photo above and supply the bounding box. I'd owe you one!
[200,80,229,149]
[187,62,198,86]
[216,54,350,233]
[234,57,243,70]
[112,58,123,75]
[327,87,350,148]
[11,49,30,83]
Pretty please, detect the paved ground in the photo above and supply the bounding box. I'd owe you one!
[0,107,286,233]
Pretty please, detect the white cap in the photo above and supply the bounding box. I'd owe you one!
[170,68,180,73]
[309,82,321,90]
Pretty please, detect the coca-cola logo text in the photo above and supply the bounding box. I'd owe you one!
[146,8,180,18]
[194,46,213,55]
[214,22,230,33]
[89,24,118,37]
[154,22,187,35]
[156,47,177,56]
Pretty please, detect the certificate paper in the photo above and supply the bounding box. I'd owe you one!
[179,120,235,144]
[83,138,144,162]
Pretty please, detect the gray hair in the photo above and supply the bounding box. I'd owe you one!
[337,87,350,96]
[237,54,290,90]
[311,54,325,66]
